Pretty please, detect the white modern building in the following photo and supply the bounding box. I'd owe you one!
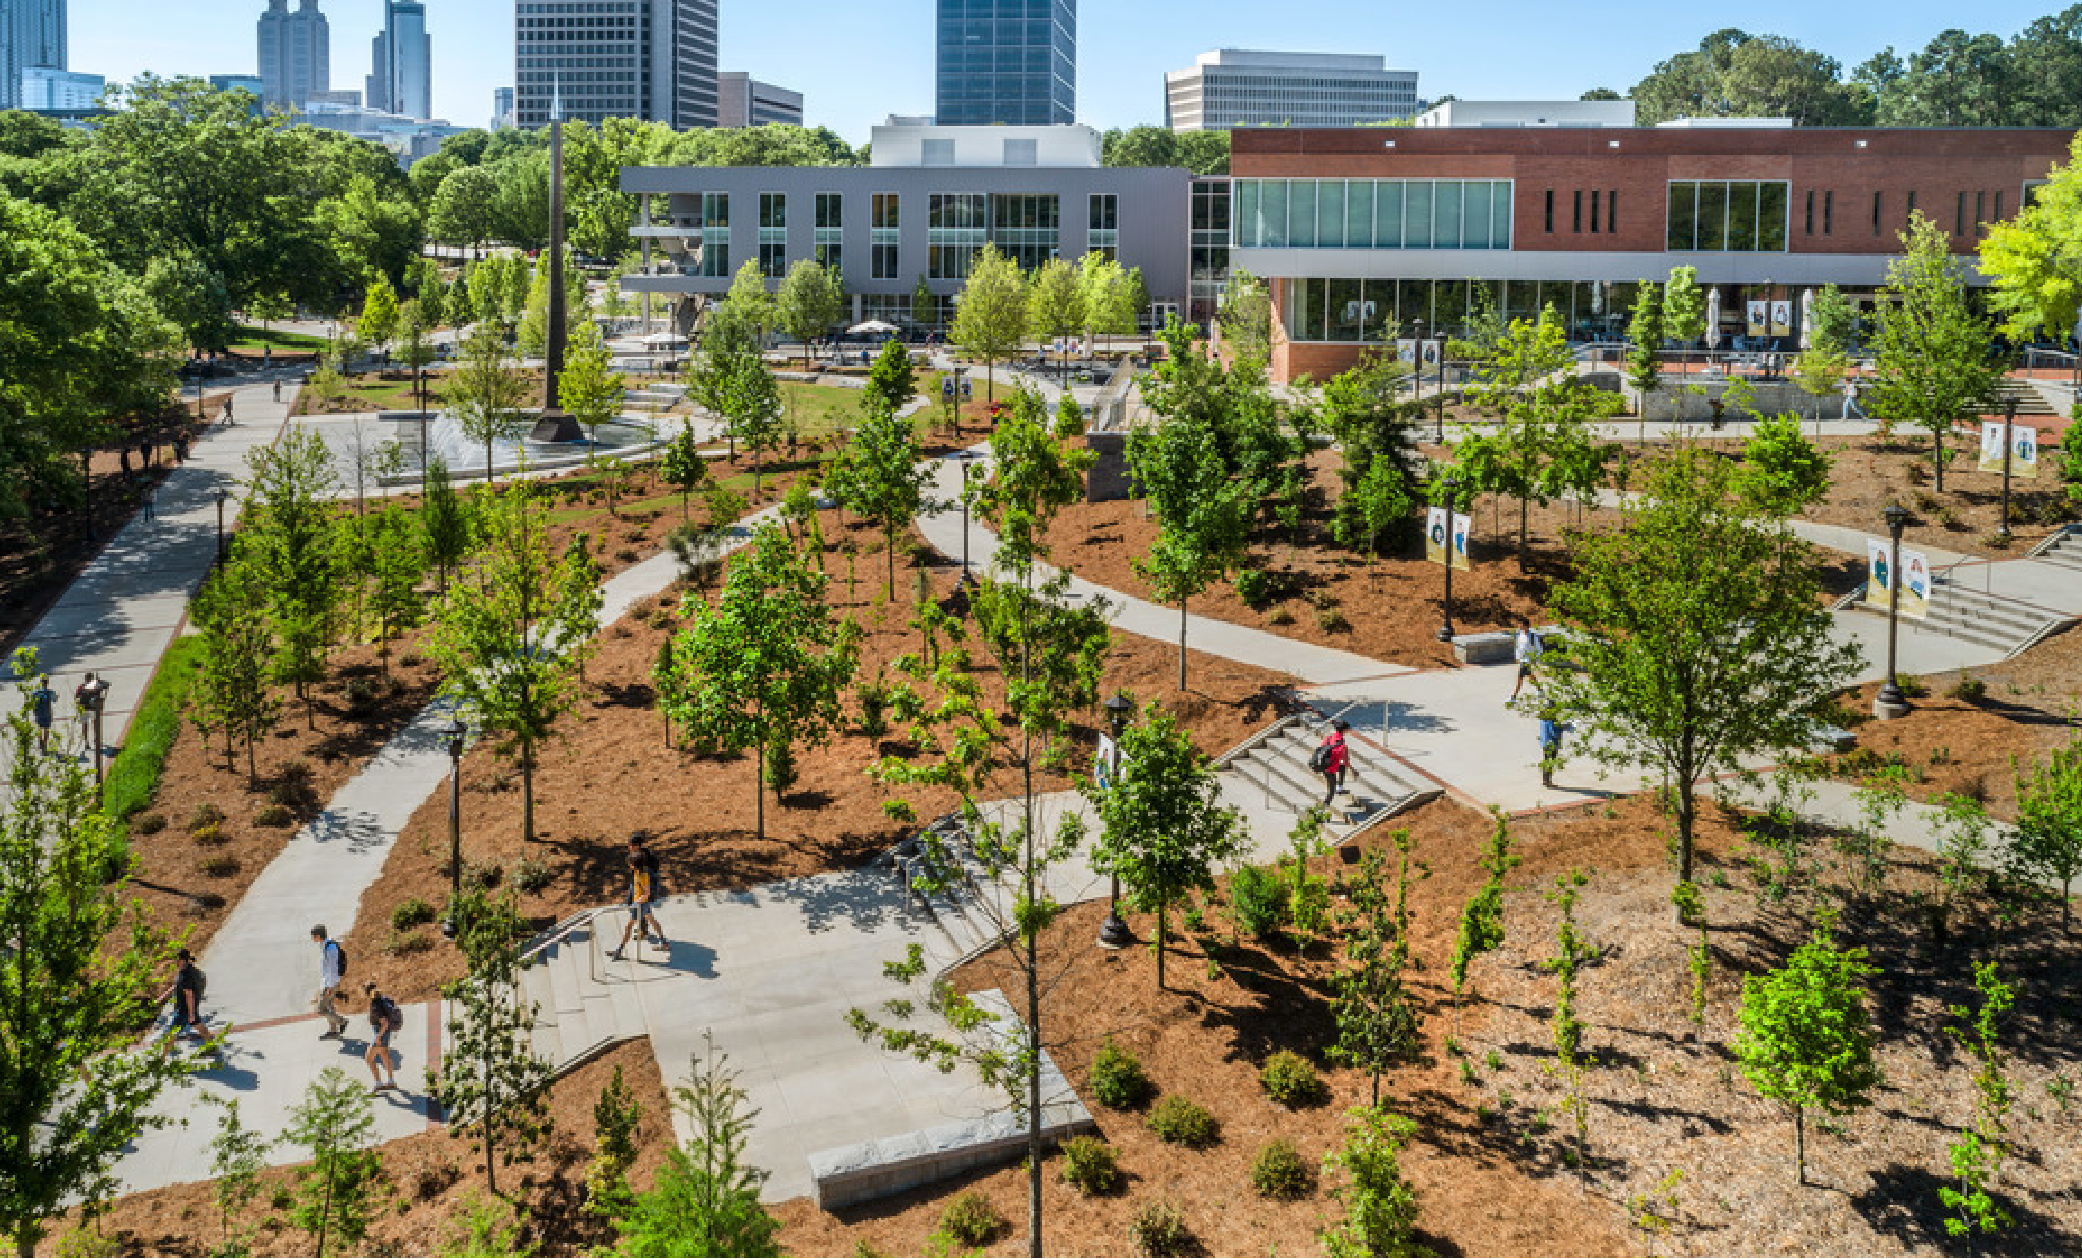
[1165,49,1418,131]
[19,64,99,110]
[868,119,1102,168]
[1413,99,1637,128]
[716,71,801,128]
[1,0,65,110]
[296,99,463,165]
[514,0,717,128]
[257,0,329,111]
[366,0,430,120]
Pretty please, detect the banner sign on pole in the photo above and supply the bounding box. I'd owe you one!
[1770,300,1792,337]
[1902,548,1930,620]
[1425,506,1448,565]
[1979,422,2040,479]
[1095,734,1116,793]
[1868,539,1931,619]
[1746,300,1768,338]
[1451,511,1471,571]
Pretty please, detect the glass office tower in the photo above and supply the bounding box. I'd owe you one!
[935,0,1074,127]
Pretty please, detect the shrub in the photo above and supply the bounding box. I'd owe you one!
[1259,1050,1326,1108]
[1234,567,1274,609]
[1898,675,1931,699]
[1228,864,1288,940]
[102,635,202,824]
[464,861,503,890]
[1250,1138,1315,1198]
[857,676,891,737]
[133,812,167,836]
[1148,1095,1219,1148]
[201,854,240,878]
[386,928,435,956]
[391,897,437,931]
[1950,673,1988,703]
[936,1191,1004,1248]
[515,857,553,894]
[1059,1134,1123,1196]
[342,675,379,710]
[1316,604,1352,633]
[188,803,227,832]
[1266,603,1295,625]
[1089,1039,1155,1110]
[190,821,226,847]
[255,803,295,828]
[1129,1200,1193,1258]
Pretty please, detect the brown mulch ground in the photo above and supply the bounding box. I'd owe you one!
[346,512,1298,1005]
[39,1041,676,1259]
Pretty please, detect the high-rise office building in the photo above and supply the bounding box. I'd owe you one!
[256,0,329,110]
[492,85,514,129]
[513,0,716,128]
[1165,50,1418,131]
[2,0,67,110]
[366,0,429,118]
[935,0,1073,127]
[716,72,801,128]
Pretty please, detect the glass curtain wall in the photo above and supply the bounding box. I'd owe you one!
[1282,278,1646,343]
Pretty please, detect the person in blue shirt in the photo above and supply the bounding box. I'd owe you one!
[29,681,56,753]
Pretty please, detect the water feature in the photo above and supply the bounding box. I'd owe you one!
[327,410,662,487]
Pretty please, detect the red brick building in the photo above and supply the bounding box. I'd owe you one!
[1223,125,2078,382]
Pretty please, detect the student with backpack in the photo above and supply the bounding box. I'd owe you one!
[608,831,669,961]
[311,924,349,1039]
[1311,720,1351,805]
[166,948,213,1051]
[364,981,403,1093]
[1509,618,1546,701]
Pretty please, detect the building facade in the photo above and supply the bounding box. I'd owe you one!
[935,0,1074,127]
[621,126,1188,331]
[492,85,514,129]
[256,0,329,110]
[1224,125,2077,382]
[1413,99,1637,128]
[1165,50,1417,132]
[514,0,716,129]
[1,0,65,111]
[716,71,802,128]
[19,64,98,110]
[366,0,430,119]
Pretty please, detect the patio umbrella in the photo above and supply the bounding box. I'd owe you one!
[1800,288,1816,351]
[848,320,899,335]
[1704,287,1722,350]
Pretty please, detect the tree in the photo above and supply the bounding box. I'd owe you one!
[1330,837,1423,1106]
[1219,269,1274,371]
[425,478,596,844]
[716,348,785,497]
[359,273,400,356]
[1941,960,2017,1239]
[950,242,1028,405]
[721,258,776,341]
[448,324,532,485]
[1870,214,2005,492]
[1449,812,1518,1034]
[1733,921,1884,1185]
[516,253,585,360]
[190,554,281,785]
[243,427,340,724]
[584,1066,645,1222]
[655,524,858,843]
[1318,353,1422,556]
[1025,256,1085,378]
[559,325,627,449]
[775,257,845,367]
[2011,733,2082,932]
[911,273,936,331]
[1320,1106,1423,1259]
[202,1096,269,1258]
[612,1036,780,1258]
[1981,133,2082,340]
[1873,29,2014,127]
[431,893,553,1197]
[0,661,194,1257]
[1629,29,1874,126]
[1540,448,1862,886]
[1084,711,1249,988]
[659,420,709,522]
[422,455,473,591]
[1663,265,1707,346]
[368,503,427,662]
[862,337,918,415]
[1077,252,1137,348]
[282,1067,387,1257]
[1625,279,1664,430]
[825,394,932,598]
[1733,413,1833,517]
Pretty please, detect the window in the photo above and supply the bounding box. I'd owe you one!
[922,138,955,166]
[1545,189,1554,233]
[1088,193,1118,262]
[1995,191,2004,221]
[1609,190,1618,233]
[1806,190,1815,236]
[871,192,899,280]
[1957,191,1967,236]
[1906,190,1916,226]
[1590,189,1601,233]
[1229,179,1511,250]
[1976,190,1986,233]
[1872,191,1882,236]
[759,192,786,278]
[1824,191,1833,236]
[989,193,1060,270]
[814,192,843,274]
[694,192,730,277]
[927,192,985,280]
[1573,190,1583,233]
[1665,181,1788,252]
[1003,138,1037,166]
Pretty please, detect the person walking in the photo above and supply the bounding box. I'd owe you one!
[221,395,234,425]
[311,925,349,1039]
[1509,617,1545,701]
[1312,720,1351,805]
[74,672,107,750]
[29,679,56,753]
[1841,376,1864,420]
[141,484,157,523]
[1537,697,1571,789]
[608,832,669,960]
[166,948,212,1050]
[363,981,403,1092]
[272,380,282,404]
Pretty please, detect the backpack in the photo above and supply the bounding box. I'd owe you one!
[371,995,400,1030]
[1308,742,1333,773]
[181,963,207,1000]
[328,939,348,980]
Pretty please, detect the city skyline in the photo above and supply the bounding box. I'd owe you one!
[50,0,2080,139]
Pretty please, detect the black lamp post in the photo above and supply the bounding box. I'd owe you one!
[1097,692,1135,950]
[444,718,468,915]
[1411,318,1426,410]
[1875,503,1912,719]
[214,488,229,566]
[1436,335,1448,443]
[1997,396,2017,544]
[954,450,981,580]
[1436,475,1460,644]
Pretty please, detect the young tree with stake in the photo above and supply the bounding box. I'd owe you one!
[448,324,532,486]
[659,419,709,523]
[950,243,1028,406]
[825,392,933,600]
[1870,214,2005,492]
[430,892,552,1198]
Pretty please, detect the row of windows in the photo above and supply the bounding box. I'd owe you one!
[1233,179,1513,251]
[1542,189,1618,235]
[1666,181,1789,253]
[1284,278,1645,343]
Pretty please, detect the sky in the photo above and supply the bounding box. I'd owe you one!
[68,0,2072,142]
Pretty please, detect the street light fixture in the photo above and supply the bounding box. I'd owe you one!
[1411,318,1426,411]
[214,488,229,566]
[1436,475,1461,645]
[953,450,983,581]
[1874,504,1912,719]
[1997,395,2017,544]
[444,718,468,926]
[1097,692,1135,950]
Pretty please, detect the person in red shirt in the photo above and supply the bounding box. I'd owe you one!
[1318,720,1351,805]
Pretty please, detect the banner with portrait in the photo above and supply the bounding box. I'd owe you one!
[1424,507,1472,570]
[1978,422,2040,479]
[1867,539,1929,619]
[1770,300,1793,337]
[1746,300,1768,339]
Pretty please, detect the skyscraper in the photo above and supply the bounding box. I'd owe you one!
[513,0,715,128]
[256,0,329,111]
[2,0,67,111]
[935,0,1074,127]
[1165,50,1418,131]
[366,0,429,118]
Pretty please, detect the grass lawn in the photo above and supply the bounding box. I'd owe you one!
[225,325,330,354]
[777,380,867,441]
[102,634,204,829]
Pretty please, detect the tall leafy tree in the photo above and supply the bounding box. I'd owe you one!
[189,554,281,785]
[2011,733,2082,932]
[825,394,932,598]
[1218,269,1274,371]
[516,252,586,360]
[1625,280,1665,429]
[1629,29,1874,126]
[721,258,776,342]
[448,324,532,485]
[1541,447,1862,886]
[426,478,597,844]
[1980,133,2082,340]
[1872,29,2014,127]
[358,272,400,356]
[776,257,845,367]
[1318,352,1423,556]
[862,337,918,415]
[1663,266,1707,345]
[1077,251,1139,348]
[1733,922,1885,1184]
[243,427,341,724]
[1085,711,1248,988]
[0,662,194,1257]
[1870,213,2005,492]
[655,524,859,843]
[1330,837,1424,1106]
[559,324,627,447]
[1025,256,1085,378]
[950,242,1028,405]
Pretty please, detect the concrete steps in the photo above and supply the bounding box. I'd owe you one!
[1852,577,2071,658]
[1994,378,2061,418]
[1219,715,1440,841]
[2031,527,2082,576]
[888,816,1007,971]
[516,915,650,1075]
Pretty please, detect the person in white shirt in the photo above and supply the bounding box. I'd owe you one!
[311,924,348,1039]
[1509,618,1545,701]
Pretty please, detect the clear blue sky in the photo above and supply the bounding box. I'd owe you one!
[72,0,2067,141]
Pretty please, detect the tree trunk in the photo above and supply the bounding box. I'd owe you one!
[1795,1106,1807,1185]
[756,744,766,844]
[521,748,535,843]
[1519,495,1530,568]
[887,531,898,603]
[485,438,494,489]
[1177,598,1188,692]
[1156,895,1168,989]
[1933,427,1946,493]
[1675,786,1696,888]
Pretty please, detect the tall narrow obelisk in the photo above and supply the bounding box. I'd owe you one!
[533,78,581,441]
